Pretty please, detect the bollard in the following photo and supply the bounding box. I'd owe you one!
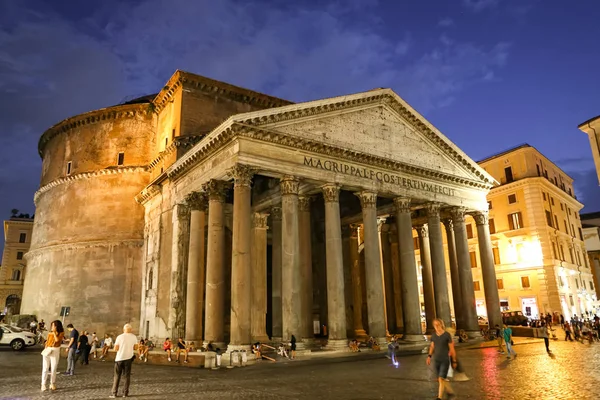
[230,350,240,367]
[241,350,248,366]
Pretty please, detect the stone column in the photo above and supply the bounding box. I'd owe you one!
[323,184,348,348]
[271,206,283,341]
[356,191,386,343]
[426,204,452,326]
[416,224,436,333]
[185,191,208,343]
[450,207,479,335]
[473,211,502,329]
[169,203,190,339]
[442,218,463,330]
[281,176,302,342]
[380,221,396,334]
[349,224,367,337]
[299,196,314,343]
[389,224,404,332]
[393,197,423,341]
[251,212,270,342]
[202,179,228,348]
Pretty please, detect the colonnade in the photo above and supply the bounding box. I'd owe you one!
[178,164,502,350]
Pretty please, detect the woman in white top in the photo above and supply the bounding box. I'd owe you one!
[101,334,113,360]
[90,332,99,359]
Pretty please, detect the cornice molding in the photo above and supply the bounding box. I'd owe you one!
[26,238,144,258]
[35,166,149,205]
[148,135,203,171]
[490,177,582,209]
[38,103,152,157]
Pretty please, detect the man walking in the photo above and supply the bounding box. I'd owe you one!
[503,324,516,360]
[64,324,79,376]
[426,318,457,400]
[110,323,138,398]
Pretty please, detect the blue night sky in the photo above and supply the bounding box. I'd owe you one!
[1,0,600,235]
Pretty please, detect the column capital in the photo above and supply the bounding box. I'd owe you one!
[471,210,489,226]
[441,218,453,231]
[252,212,269,229]
[349,224,360,239]
[393,197,411,213]
[377,217,388,233]
[202,179,229,202]
[415,224,429,238]
[449,207,467,223]
[299,195,313,211]
[426,203,442,217]
[356,190,377,209]
[280,176,300,195]
[185,191,208,211]
[271,206,282,221]
[228,164,255,187]
[321,184,341,203]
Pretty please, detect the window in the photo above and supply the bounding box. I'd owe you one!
[551,197,555,206]
[466,224,474,239]
[493,247,501,265]
[66,161,72,176]
[11,270,21,281]
[568,207,571,216]
[575,279,579,289]
[19,233,26,243]
[489,218,496,234]
[571,224,575,238]
[148,268,154,290]
[568,188,572,196]
[500,300,509,311]
[591,281,595,291]
[117,152,125,166]
[569,295,574,306]
[583,280,587,290]
[488,201,493,210]
[508,212,523,230]
[505,166,514,183]
[536,165,541,176]
[563,220,569,233]
[165,138,168,148]
[521,276,531,289]
[558,276,564,287]
[554,215,559,229]
[579,228,584,241]
[508,194,517,204]
[569,248,574,264]
[552,242,558,259]
[560,245,565,261]
[16,251,23,260]
[473,281,481,291]
[545,210,553,227]
[543,192,546,201]
[470,251,478,268]
[497,279,504,290]
[560,203,564,211]
[171,128,176,140]
[413,237,420,250]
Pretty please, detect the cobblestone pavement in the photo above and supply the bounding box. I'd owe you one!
[2,338,600,400]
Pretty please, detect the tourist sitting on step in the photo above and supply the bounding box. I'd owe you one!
[349,339,360,352]
[277,343,289,358]
[175,338,189,363]
[138,338,148,362]
[163,338,173,362]
[145,338,155,351]
[252,342,262,359]
[367,337,380,351]
[100,334,113,361]
[186,341,197,353]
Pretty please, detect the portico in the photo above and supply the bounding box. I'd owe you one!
[137,88,499,349]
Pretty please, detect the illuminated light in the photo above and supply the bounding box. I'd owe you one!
[391,352,399,368]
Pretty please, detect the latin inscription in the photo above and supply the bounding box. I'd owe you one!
[303,156,456,196]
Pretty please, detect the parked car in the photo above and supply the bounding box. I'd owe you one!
[0,324,37,350]
[502,311,529,326]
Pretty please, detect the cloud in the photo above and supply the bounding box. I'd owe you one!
[462,0,500,12]
[438,18,455,27]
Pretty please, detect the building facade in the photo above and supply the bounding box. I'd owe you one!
[579,115,600,185]
[580,212,600,305]
[1,216,34,315]
[22,70,503,349]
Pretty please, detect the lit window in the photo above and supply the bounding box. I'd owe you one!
[497,279,504,290]
[19,233,26,243]
[508,212,523,230]
[16,251,23,260]
[466,224,474,239]
[473,281,481,291]
[117,152,125,166]
[508,194,517,204]
[493,247,501,265]
[66,161,72,176]
[521,276,531,289]
[470,251,478,268]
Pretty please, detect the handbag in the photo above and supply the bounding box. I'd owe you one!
[41,347,52,357]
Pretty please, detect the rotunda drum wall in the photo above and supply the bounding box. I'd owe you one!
[40,106,154,186]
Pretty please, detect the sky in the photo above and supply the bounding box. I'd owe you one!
[1,0,600,252]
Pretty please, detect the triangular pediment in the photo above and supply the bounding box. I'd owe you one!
[232,89,495,186]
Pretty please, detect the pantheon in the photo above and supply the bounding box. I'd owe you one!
[22,70,502,350]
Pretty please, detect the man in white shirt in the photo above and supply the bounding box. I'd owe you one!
[110,324,138,398]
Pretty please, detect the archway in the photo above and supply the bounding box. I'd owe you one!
[5,294,21,315]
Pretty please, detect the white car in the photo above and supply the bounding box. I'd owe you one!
[0,324,37,350]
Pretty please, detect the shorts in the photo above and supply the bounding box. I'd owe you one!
[433,358,450,379]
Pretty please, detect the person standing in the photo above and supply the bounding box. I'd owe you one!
[90,332,99,359]
[41,320,64,392]
[495,324,505,354]
[540,322,551,353]
[564,322,573,341]
[110,323,138,398]
[426,318,457,400]
[64,324,79,375]
[77,331,90,365]
[290,335,297,360]
[503,324,516,360]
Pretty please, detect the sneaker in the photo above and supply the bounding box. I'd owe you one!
[506,356,511,360]
[109,395,117,399]
[41,384,47,392]
[168,357,172,362]
[50,384,56,391]
[145,357,148,363]
[184,360,188,364]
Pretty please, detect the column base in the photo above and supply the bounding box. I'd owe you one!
[465,330,481,339]
[251,335,270,343]
[374,337,388,346]
[270,336,283,343]
[324,338,350,351]
[300,337,317,349]
[353,329,368,338]
[401,334,426,342]
[226,344,252,353]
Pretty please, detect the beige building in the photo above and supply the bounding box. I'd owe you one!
[472,144,593,320]
[1,215,34,315]
[23,70,504,349]
[579,115,600,184]
[580,212,600,305]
